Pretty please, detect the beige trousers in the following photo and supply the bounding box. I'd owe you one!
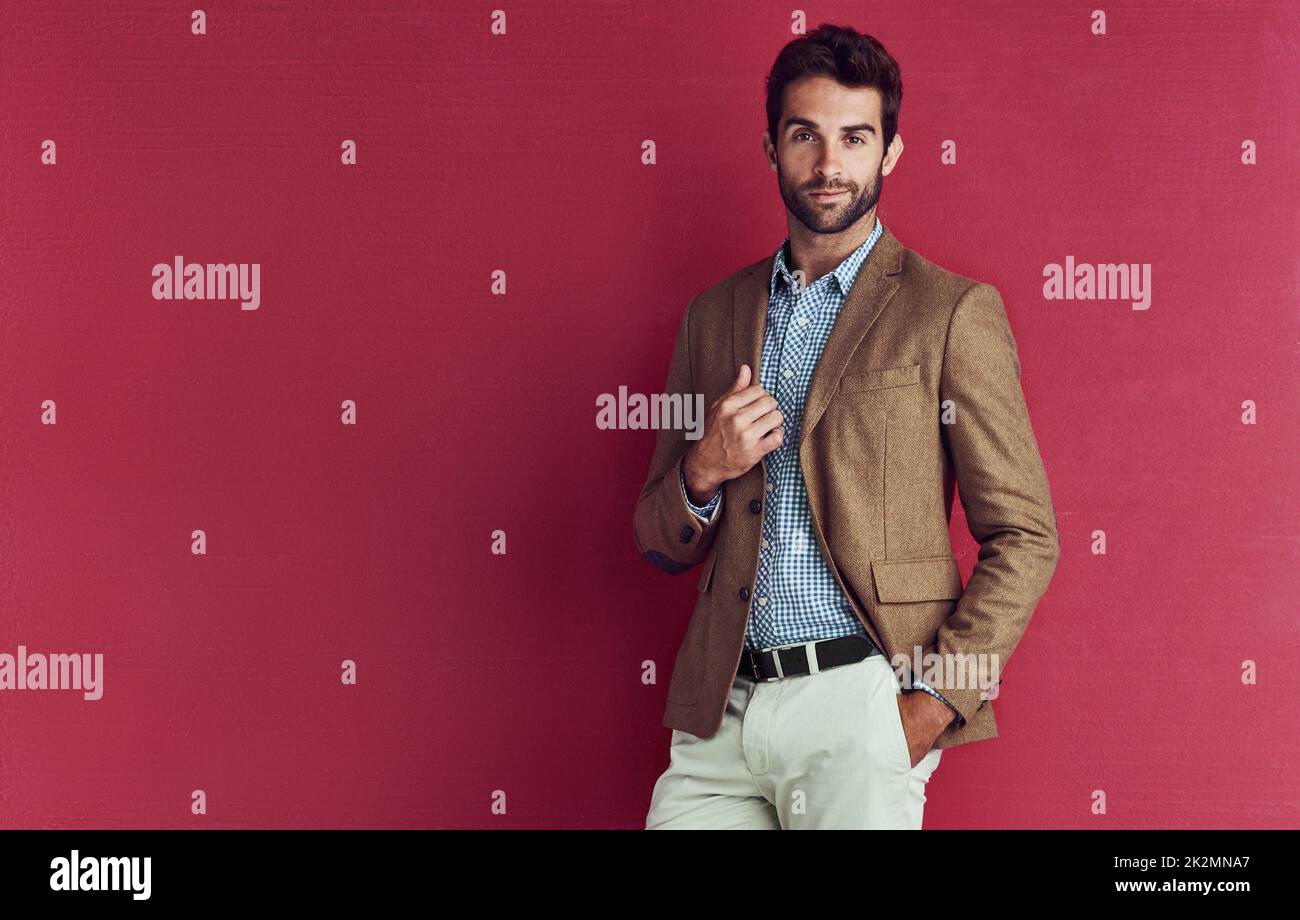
[646,650,943,829]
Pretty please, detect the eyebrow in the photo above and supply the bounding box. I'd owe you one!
[785,117,876,135]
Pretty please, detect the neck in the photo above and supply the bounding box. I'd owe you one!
[785,208,878,285]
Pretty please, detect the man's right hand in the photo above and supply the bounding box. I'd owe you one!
[682,364,783,505]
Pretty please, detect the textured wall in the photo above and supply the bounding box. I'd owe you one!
[1,0,1296,828]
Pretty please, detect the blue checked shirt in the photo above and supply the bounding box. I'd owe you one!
[678,218,964,725]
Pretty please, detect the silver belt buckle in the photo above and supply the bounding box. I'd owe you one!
[758,639,821,681]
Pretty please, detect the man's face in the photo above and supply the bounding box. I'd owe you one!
[765,75,901,234]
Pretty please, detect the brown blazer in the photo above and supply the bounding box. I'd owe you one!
[633,222,1060,750]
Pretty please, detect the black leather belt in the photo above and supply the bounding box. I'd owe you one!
[736,633,880,682]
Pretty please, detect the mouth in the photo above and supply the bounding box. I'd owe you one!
[809,189,848,200]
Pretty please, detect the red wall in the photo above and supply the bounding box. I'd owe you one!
[1,1,1296,828]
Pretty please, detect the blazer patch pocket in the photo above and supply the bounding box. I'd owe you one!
[839,362,922,393]
[870,555,963,603]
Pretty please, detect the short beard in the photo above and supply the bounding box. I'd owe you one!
[778,156,883,234]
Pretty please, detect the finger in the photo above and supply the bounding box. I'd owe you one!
[736,397,780,428]
[712,370,760,409]
[757,423,784,452]
[728,364,752,393]
[719,383,772,414]
[746,407,783,436]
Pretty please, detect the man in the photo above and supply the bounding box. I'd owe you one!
[635,24,1060,829]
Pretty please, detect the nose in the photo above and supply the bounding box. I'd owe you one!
[813,143,844,184]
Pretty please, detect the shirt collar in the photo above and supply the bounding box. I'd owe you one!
[769,217,883,300]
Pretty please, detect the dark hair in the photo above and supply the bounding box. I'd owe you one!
[765,24,903,152]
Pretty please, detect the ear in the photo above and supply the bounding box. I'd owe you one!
[882,132,904,176]
[762,130,778,171]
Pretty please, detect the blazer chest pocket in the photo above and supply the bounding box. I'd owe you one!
[839,362,922,394]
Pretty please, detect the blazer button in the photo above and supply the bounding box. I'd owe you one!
[678,525,695,543]
[739,586,751,601]
[748,499,762,514]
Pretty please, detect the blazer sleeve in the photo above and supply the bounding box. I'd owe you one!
[929,281,1061,724]
[633,294,723,574]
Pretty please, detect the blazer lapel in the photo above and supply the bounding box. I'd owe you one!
[731,253,772,383]
[730,221,905,438]
[801,222,903,439]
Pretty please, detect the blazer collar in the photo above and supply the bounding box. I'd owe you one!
[732,220,904,441]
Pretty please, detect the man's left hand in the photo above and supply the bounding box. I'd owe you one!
[895,691,955,768]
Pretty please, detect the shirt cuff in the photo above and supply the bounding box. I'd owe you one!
[679,463,722,524]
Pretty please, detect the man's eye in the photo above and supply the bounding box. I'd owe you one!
[847,136,864,145]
